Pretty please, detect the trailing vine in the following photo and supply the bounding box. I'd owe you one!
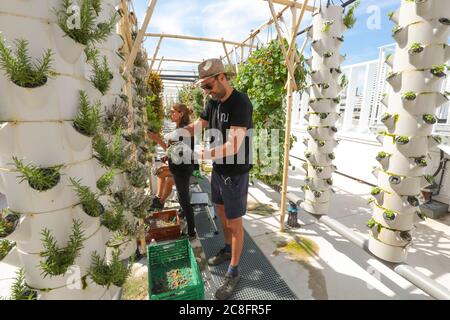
[234,39,307,186]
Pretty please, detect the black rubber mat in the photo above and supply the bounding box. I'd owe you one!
[194,178,297,300]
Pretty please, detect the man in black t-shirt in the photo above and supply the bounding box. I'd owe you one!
[184,58,253,300]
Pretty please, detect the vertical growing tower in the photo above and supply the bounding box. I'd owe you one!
[301,4,347,215]
[0,0,146,299]
[368,0,450,262]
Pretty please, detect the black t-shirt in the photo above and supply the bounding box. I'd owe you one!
[200,89,253,175]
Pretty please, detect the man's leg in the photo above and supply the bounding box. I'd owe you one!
[227,217,244,267]
[215,203,232,247]
[160,177,174,203]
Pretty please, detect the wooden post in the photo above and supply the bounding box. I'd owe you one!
[123,0,158,75]
[156,55,164,73]
[266,0,297,91]
[149,36,163,70]
[222,40,234,72]
[279,0,309,231]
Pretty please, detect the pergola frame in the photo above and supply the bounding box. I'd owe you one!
[131,0,314,232]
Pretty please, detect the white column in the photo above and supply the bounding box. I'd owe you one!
[298,89,309,127]
[342,66,358,131]
[291,91,301,126]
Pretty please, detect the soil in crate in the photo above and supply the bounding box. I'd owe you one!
[152,261,193,294]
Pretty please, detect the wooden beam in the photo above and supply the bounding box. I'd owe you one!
[145,32,257,48]
[267,0,297,91]
[156,55,164,73]
[123,0,157,75]
[149,36,163,70]
[263,0,315,12]
[241,5,290,46]
[149,58,202,64]
[120,0,133,51]
[222,40,234,72]
[233,48,240,73]
[160,69,198,73]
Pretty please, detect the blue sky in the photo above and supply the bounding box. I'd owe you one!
[134,0,399,92]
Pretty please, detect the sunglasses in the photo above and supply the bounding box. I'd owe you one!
[200,76,219,91]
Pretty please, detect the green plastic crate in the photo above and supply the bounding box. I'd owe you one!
[147,239,204,300]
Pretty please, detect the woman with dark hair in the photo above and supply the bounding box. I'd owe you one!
[147,103,198,240]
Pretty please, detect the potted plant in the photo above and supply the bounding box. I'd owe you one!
[39,219,85,278]
[88,249,132,288]
[395,135,410,145]
[430,64,448,78]
[87,49,113,95]
[408,42,424,55]
[0,209,20,238]
[0,239,15,261]
[73,91,101,137]
[8,269,37,300]
[125,164,148,188]
[383,209,396,221]
[101,201,126,232]
[12,157,63,192]
[70,178,104,218]
[422,114,437,124]
[96,169,115,194]
[402,91,417,101]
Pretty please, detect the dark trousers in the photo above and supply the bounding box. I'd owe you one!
[172,167,196,236]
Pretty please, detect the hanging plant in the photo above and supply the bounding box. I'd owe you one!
[328,153,335,160]
[12,157,63,191]
[408,42,424,55]
[371,187,382,196]
[54,0,118,46]
[322,20,333,33]
[0,239,15,261]
[101,201,126,232]
[87,249,132,288]
[0,209,20,238]
[96,169,115,194]
[367,218,382,233]
[73,91,101,137]
[40,219,85,277]
[87,50,113,95]
[93,130,131,170]
[343,1,360,29]
[402,91,417,101]
[392,25,401,36]
[422,114,437,124]
[323,51,333,58]
[376,151,390,161]
[430,64,448,78]
[8,269,37,300]
[70,178,104,218]
[0,37,55,88]
[439,18,450,26]
[383,209,396,221]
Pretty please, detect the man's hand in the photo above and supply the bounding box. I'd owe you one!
[160,155,169,163]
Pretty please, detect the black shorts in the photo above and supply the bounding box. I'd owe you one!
[211,169,249,220]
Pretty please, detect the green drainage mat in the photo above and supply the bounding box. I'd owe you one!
[194,179,298,300]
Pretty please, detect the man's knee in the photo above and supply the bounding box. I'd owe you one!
[227,217,243,232]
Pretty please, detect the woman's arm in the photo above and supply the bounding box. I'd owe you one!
[147,130,168,150]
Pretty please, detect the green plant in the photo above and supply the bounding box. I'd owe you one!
[101,201,126,232]
[55,0,117,46]
[339,74,348,88]
[0,239,15,261]
[323,51,333,58]
[392,25,401,35]
[430,64,448,78]
[12,157,62,191]
[328,153,335,160]
[97,169,115,193]
[376,151,390,161]
[408,42,424,54]
[70,178,104,217]
[439,18,450,25]
[402,91,417,101]
[88,53,113,95]
[73,91,101,137]
[88,249,132,288]
[336,36,344,42]
[371,187,381,196]
[387,11,394,20]
[395,136,410,145]
[322,20,333,33]
[318,140,326,147]
[423,114,437,124]
[103,98,129,133]
[366,218,382,233]
[0,209,20,238]
[9,269,37,300]
[0,37,55,88]
[343,1,360,29]
[326,178,333,186]
[383,209,396,220]
[93,130,130,169]
[126,164,148,188]
[40,219,85,277]
[234,39,306,186]
[413,156,427,167]
[304,151,312,158]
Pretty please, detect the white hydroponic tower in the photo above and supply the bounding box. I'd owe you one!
[368,0,450,262]
[0,0,140,299]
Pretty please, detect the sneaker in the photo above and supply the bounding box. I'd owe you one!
[215,273,241,300]
[207,248,231,266]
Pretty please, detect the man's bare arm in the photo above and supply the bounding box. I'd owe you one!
[184,118,208,136]
[203,126,247,160]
